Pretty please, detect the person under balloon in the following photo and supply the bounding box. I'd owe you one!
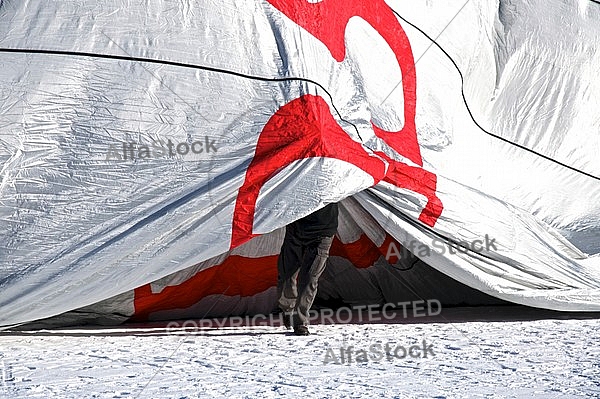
[276,202,339,336]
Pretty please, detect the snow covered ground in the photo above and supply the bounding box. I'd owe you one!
[1,306,599,399]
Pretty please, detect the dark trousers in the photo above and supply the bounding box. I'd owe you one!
[277,223,335,327]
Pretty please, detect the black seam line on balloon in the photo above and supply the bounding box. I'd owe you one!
[0,46,363,141]
[391,10,600,182]
[0,47,368,290]
[363,190,520,374]
[100,29,213,125]
[382,193,582,288]
[395,208,500,264]
[367,188,498,264]
[380,0,472,106]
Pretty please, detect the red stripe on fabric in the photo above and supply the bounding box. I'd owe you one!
[330,233,406,268]
[231,0,444,248]
[230,94,387,249]
[267,0,421,165]
[131,233,408,320]
[375,151,443,227]
[131,255,278,321]
[330,235,381,268]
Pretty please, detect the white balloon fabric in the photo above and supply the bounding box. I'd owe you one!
[0,0,599,327]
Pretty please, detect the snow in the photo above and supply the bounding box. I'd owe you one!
[1,306,599,398]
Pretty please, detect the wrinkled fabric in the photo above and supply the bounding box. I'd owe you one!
[0,0,599,327]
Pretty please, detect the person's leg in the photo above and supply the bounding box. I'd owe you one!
[293,235,335,328]
[277,224,304,319]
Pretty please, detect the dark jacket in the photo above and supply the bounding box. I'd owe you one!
[291,203,339,238]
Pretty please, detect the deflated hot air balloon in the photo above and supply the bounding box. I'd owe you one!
[0,0,599,328]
